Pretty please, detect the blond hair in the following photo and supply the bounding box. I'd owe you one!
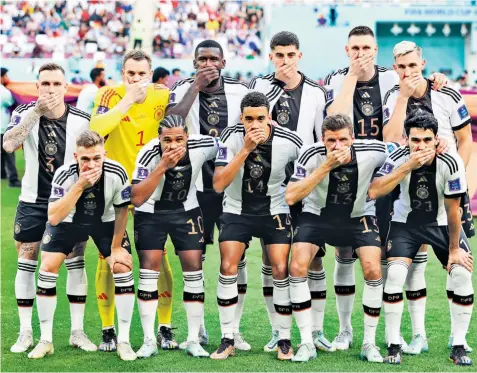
[393,41,422,59]
[76,130,104,148]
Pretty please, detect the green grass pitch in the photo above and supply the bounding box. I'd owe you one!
[1,153,476,372]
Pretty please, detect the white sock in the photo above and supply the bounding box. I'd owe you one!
[261,264,276,332]
[233,256,247,334]
[334,256,355,332]
[450,265,474,346]
[65,257,87,333]
[217,273,238,339]
[383,260,409,346]
[446,273,454,337]
[290,276,313,344]
[308,270,326,332]
[405,253,427,338]
[113,271,135,343]
[273,277,292,340]
[138,269,159,341]
[363,278,383,346]
[36,271,58,343]
[184,271,205,342]
[16,258,38,332]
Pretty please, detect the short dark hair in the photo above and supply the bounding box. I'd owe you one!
[348,26,375,39]
[39,63,65,76]
[159,114,188,135]
[404,112,438,137]
[152,67,170,83]
[76,130,104,148]
[1,67,8,77]
[240,91,269,113]
[172,68,180,74]
[123,50,152,68]
[90,67,104,82]
[270,31,299,50]
[194,40,223,58]
[321,114,353,137]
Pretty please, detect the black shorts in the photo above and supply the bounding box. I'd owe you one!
[385,222,471,266]
[294,213,381,257]
[219,212,292,246]
[41,222,131,258]
[460,191,475,238]
[289,201,303,227]
[197,190,223,249]
[134,208,204,252]
[13,201,48,243]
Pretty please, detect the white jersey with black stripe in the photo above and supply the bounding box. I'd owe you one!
[215,124,303,216]
[291,140,388,218]
[383,80,472,152]
[248,73,329,144]
[132,134,219,214]
[6,103,90,204]
[376,146,467,226]
[49,159,131,223]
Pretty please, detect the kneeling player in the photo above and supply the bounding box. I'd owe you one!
[211,92,303,360]
[131,115,219,358]
[29,131,136,360]
[286,114,388,363]
[369,112,474,366]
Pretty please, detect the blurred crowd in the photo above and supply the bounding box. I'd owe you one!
[152,0,264,59]
[0,0,133,58]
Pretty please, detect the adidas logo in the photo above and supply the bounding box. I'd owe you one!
[97,293,109,300]
[280,101,290,107]
[418,176,428,182]
[361,92,371,99]
[48,131,56,137]
[159,291,172,298]
[209,101,219,108]
[86,192,95,199]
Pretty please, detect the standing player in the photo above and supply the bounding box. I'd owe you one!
[28,131,136,360]
[369,113,474,366]
[3,63,92,354]
[90,50,177,351]
[211,92,303,360]
[76,68,106,114]
[166,40,250,350]
[130,115,218,358]
[248,31,332,353]
[324,26,447,351]
[286,114,388,363]
[382,41,474,353]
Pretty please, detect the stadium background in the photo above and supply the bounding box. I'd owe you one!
[1,0,477,371]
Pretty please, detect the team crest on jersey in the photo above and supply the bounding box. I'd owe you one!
[172,179,185,190]
[84,200,97,215]
[137,167,149,179]
[14,222,21,234]
[53,187,64,197]
[207,112,220,125]
[277,111,289,125]
[361,101,374,116]
[42,233,52,244]
[448,178,461,192]
[45,141,58,156]
[295,166,306,179]
[154,106,164,121]
[121,186,131,200]
[337,183,350,194]
[250,164,263,179]
[416,185,429,199]
[457,105,469,120]
[96,106,109,114]
[218,147,227,160]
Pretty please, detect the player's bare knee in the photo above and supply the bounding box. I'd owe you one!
[309,256,323,271]
[220,260,238,276]
[18,242,40,261]
[362,261,382,281]
[289,259,307,278]
[112,262,132,274]
[271,262,288,280]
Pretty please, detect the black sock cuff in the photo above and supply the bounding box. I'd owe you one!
[263,287,273,296]
[17,298,34,307]
[138,289,158,301]
[67,294,86,303]
[184,291,205,302]
[363,305,381,317]
[383,292,403,303]
[335,285,355,295]
[310,290,326,299]
[452,294,474,306]
[291,299,311,311]
[237,284,247,294]
[274,304,292,315]
[406,288,427,300]
[37,286,56,296]
[217,295,238,307]
[115,285,135,295]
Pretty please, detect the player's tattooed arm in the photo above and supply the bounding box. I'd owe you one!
[2,109,41,153]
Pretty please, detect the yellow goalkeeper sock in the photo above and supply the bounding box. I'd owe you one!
[157,250,173,326]
[95,255,115,329]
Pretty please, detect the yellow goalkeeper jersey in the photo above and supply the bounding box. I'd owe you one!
[90,83,169,179]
